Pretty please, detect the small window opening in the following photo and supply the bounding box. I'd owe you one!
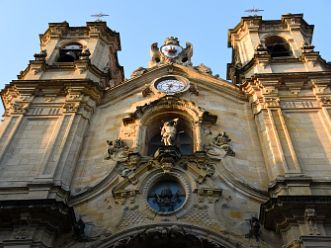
[57,44,82,62]
[265,36,291,57]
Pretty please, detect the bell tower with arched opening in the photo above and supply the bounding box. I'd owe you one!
[227,14,328,83]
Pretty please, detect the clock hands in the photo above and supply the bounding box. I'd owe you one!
[167,83,174,91]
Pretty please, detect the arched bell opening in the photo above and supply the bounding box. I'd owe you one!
[143,112,194,156]
[57,43,82,62]
[265,36,291,57]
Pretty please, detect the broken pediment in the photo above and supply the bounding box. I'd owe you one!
[122,96,217,126]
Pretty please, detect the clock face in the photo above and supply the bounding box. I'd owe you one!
[156,79,186,94]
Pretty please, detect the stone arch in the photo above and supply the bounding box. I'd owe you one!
[92,223,247,248]
[263,35,292,57]
[53,39,88,63]
[123,96,217,154]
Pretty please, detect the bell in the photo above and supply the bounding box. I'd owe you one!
[65,50,77,60]
[58,50,77,62]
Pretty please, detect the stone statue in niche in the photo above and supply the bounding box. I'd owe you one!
[204,132,235,159]
[105,138,129,161]
[161,118,179,146]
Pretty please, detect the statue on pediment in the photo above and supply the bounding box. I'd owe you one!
[148,37,193,67]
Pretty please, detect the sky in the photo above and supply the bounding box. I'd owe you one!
[0,0,331,116]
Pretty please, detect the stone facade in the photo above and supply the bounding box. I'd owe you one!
[0,14,331,248]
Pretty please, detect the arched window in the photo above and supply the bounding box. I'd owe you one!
[265,36,291,57]
[57,43,82,62]
[145,113,193,156]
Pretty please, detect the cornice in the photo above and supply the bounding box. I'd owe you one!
[18,60,112,86]
[228,13,314,47]
[39,21,121,49]
[1,79,103,100]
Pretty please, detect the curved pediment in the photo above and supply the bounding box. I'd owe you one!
[101,64,246,106]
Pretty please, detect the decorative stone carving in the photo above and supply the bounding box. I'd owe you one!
[79,48,91,61]
[178,153,216,184]
[304,208,320,235]
[111,151,217,208]
[63,102,80,113]
[12,227,31,240]
[194,64,212,74]
[10,101,28,114]
[148,185,185,213]
[105,139,129,161]
[245,217,261,241]
[280,100,317,109]
[33,49,47,61]
[320,96,331,106]
[195,188,222,204]
[205,132,235,159]
[100,224,230,248]
[142,84,153,97]
[122,96,217,126]
[264,97,280,108]
[143,225,185,239]
[130,67,147,78]
[116,153,141,181]
[189,83,199,96]
[73,218,88,241]
[153,146,181,173]
[148,37,193,67]
[65,92,82,101]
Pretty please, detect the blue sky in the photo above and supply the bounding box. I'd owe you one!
[0,0,330,116]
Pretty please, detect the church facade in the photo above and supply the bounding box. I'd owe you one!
[0,14,331,248]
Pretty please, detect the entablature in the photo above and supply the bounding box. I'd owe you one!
[1,79,104,117]
[240,72,331,114]
[40,21,121,49]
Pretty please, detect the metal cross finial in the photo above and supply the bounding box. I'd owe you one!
[91,13,109,21]
[245,7,264,16]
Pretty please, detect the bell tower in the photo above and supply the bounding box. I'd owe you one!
[227,14,327,83]
[0,21,123,247]
[21,21,124,87]
[227,14,331,248]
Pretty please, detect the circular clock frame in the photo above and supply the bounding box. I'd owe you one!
[152,75,190,95]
